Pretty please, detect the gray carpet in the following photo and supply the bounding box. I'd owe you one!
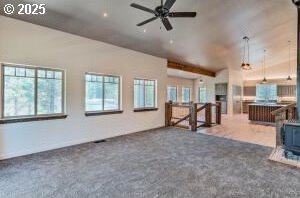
[0,128,299,198]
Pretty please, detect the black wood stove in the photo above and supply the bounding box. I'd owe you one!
[281,122,300,159]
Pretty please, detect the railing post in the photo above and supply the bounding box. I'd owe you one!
[165,101,173,127]
[275,113,285,146]
[216,101,222,125]
[189,102,197,131]
[205,103,212,127]
[189,102,196,131]
[287,107,293,120]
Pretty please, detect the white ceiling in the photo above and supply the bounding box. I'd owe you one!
[0,0,298,74]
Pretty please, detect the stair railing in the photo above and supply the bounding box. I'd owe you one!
[165,101,222,131]
[271,103,297,146]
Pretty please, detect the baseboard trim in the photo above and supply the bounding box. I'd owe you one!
[0,125,166,160]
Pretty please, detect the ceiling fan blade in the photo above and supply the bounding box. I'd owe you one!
[130,3,157,15]
[161,18,173,31]
[169,12,197,17]
[137,17,158,26]
[163,0,176,9]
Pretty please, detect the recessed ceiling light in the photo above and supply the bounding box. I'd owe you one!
[103,12,108,17]
[169,40,174,44]
[143,29,147,33]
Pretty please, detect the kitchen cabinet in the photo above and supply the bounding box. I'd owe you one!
[243,86,256,96]
[215,83,228,95]
[277,85,296,97]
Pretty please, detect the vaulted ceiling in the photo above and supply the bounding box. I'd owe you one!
[0,0,297,74]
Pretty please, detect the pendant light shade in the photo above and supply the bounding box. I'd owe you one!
[241,36,252,70]
[287,41,292,81]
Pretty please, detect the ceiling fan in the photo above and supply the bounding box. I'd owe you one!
[130,0,197,31]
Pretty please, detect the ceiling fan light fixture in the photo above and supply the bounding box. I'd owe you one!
[287,75,292,81]
[130,0,197,31]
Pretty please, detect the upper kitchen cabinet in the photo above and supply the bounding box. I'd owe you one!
[277,85,296,97]
[243,86,256,96]
[215,83,228,95]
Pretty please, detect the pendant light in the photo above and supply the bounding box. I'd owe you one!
[287,41,292,81]
[241,36,252,70]
[261,50,268,84]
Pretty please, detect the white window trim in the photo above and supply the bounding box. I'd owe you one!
[84,72,122,114]
[167,85,178,102]
[134,78,157,109]
[1,62,66,119]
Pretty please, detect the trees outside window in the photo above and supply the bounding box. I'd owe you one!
[2,64,64,118]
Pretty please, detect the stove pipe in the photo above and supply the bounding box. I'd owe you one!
[292,0,300,119]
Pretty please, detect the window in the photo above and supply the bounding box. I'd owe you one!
[85,73,120,113]
[198,84,207,103]
[182,87,191,103]
[167,86,177,102]
[256,83,277,102]
[134,79,156,109]
[2,64,64,118]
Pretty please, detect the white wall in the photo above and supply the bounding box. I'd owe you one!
[0,16,167,159]
[228,69,244,115]
[167,76,194,102]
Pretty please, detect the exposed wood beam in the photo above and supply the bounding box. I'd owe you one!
[167,61,215,77]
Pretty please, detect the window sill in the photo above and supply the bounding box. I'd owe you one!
[85,110,123,116]
[134,108,158,112]
[0,115,68,124]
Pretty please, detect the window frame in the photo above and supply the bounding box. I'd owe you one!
[133,78,157,111]
[198,84,207,103]
[256,83,277,102]
[182,87,192,103]
[167,85,178,102]
[1,63,66,120]
[84,72,122,115]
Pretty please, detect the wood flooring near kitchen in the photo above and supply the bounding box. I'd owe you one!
[199,114,276,148]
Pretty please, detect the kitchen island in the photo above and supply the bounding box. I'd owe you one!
[248,103,286,123]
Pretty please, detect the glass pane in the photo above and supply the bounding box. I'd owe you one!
[37,78,63,114]
[46,71,54,79]
[86,74,91,81]
[16,68,25,77]
[26,68,35,77]
[104,82,119,110]
[38,70,46,78]
[55,71,62,79]
[134,82,144,108]
[145,85,155,107]
[4,75,35,117]
[85,80,103,111]
[4,66,15,76]
[182,88,191,103]
[167,86,177,102]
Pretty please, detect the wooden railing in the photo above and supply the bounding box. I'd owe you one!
[165,101,222,131]
[271,103,297,146]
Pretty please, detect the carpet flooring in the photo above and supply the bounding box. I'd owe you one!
[0,127,299,198]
